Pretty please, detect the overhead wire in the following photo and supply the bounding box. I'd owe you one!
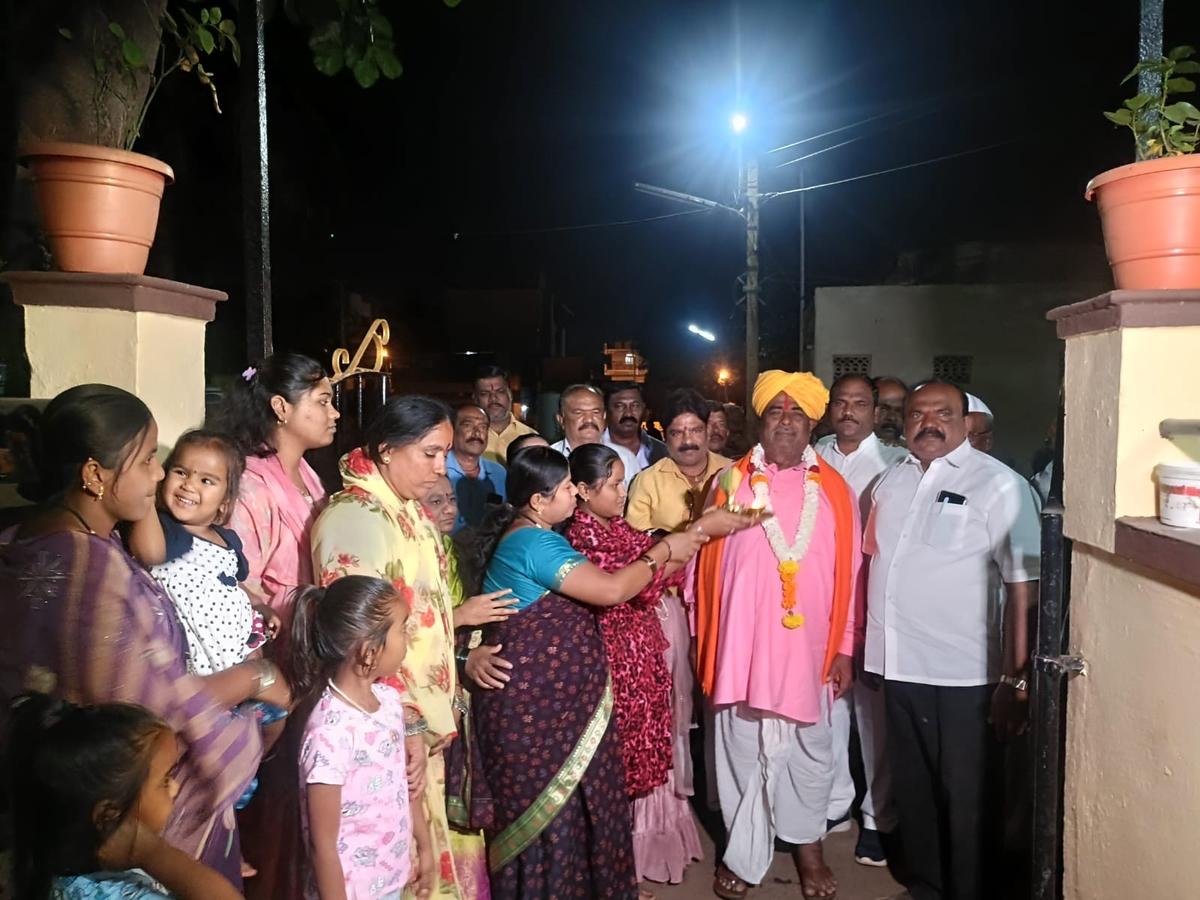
[763,139,1020,200]
[766,110,900,154]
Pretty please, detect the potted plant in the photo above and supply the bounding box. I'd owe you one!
[1089,45,1200,290]
[20,4,239,275]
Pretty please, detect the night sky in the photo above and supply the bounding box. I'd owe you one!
[136,0,1200,392]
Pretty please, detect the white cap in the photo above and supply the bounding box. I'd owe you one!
[966,393,993,418]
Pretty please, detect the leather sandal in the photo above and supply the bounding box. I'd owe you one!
[713,863,749,899]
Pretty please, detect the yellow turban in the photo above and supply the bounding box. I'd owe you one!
[751,370,829,419]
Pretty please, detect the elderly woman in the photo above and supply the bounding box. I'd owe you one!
[312,397,508,900]
[0,385,264,885]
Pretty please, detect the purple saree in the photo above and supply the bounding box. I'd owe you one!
[473,528,637,900]
[0,530,262,885]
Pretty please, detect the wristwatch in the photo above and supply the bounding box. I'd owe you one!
[999,674,1029,692]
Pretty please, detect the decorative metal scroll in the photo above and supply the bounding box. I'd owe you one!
[331,319,390,384]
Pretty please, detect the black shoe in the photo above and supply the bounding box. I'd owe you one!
[825,812,852,835]
[855,826,888,867]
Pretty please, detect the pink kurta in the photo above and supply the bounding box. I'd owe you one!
[228,454,326,619]
[709,463,861,725]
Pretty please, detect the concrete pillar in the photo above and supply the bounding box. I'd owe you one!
[3,271,226,448]
[1048,288,1200,900]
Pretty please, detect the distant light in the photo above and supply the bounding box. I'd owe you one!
[688,323,716,342]
[717,367,732,385]
[463,350,477,356]
[379,348,388,358]
[730,112,749,134]
[328,232,335,238]
[519,403,528,415]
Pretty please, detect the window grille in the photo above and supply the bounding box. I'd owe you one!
[932,354,973,385]
[832,354,871,379]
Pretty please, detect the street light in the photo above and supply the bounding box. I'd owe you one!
[730,111,749,134]
[688,323,716,342]
[716,366,733,401]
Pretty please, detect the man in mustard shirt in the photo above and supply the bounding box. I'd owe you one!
[474,365,537,465]
[625,388,727,534]
[624,388,729,848]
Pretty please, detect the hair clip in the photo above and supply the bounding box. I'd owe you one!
[241,366,257,382]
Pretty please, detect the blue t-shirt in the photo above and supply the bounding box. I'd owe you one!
[53,869,171,899]
[482,527,585,610]
[446,452,508,532]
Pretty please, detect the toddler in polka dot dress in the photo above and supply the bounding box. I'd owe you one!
[127,430,294,874]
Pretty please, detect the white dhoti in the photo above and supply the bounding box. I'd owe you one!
[714,694,834,884]
[827,689,856,823]
[826,682,896,833]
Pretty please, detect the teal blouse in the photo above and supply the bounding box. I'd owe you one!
[483,527,586,610]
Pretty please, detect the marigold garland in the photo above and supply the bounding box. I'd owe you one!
[746,444,822,629]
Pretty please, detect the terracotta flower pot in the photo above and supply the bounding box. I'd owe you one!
[1086,155,1200,290]
[19,142,175,275]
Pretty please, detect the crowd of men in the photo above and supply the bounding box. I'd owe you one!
[445,364,1043,900]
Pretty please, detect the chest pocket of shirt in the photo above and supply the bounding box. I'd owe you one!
[923,500,969,550]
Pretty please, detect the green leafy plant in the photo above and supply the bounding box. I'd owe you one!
[103,3,240,151]
[296,0,459,89]
[1105,45,1200,159]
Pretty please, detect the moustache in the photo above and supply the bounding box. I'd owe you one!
[466,436,485,445]
[916,427,945,441]
[619,416,639,425]
[678,444,701,453]
[839,416,858,425]
[579,422,599,431]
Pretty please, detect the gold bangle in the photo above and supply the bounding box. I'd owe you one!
[252,659,277,697]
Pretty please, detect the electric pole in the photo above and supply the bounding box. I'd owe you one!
[743,157,760,415]
[798,163,806,370]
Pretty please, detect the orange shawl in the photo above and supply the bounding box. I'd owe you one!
[694,451,856,695]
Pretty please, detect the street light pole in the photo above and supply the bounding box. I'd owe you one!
[798,163,806,370]
[743,156,760,415]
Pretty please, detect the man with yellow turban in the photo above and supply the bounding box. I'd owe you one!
[694,370,861,899]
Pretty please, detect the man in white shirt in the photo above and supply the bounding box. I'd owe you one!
[549,384,639,486]
[873,375,908,447]
[864,380,1040,900]
[815,374,907,867]
[965,393,995,455]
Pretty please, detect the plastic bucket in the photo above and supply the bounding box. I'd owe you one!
[1156,462,1200,528]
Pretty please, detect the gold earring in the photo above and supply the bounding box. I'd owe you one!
[381,455,391,464]
[94,483,104,501]
[277,418,288,426]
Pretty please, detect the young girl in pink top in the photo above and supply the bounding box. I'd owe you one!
[290,576,435,900]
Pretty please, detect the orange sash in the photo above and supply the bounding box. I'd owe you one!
[695,451,856,696]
